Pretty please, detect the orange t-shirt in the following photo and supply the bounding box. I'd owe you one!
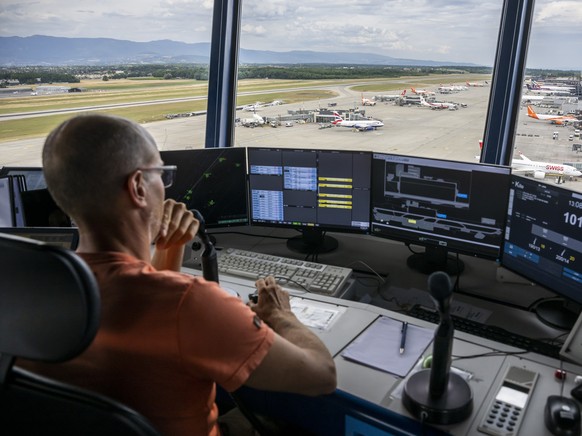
[19,252,274,435]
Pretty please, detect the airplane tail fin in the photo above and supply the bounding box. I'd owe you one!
[411,87,417,94]
[527,105,539,119]
[401,89,406,96]
[332,111,343,123]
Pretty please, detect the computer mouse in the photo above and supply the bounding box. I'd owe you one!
[544,395,581,436]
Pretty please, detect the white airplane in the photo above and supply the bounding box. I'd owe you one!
[439,84,467,92]
[361,94,376,106]
[332,112,384,129]
[521,95,545,103]
[420,96,457,110]
[466,81,487,87]
[512,153,581,179]
[377,90,407,101]
[437,84,456,94]
[526,105,578,125]
[242,102,264,111]
[529,81,575,93]
[411,87,435,96]
[525,87,572,96]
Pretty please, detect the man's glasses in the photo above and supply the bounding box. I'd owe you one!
[140,165,177,188]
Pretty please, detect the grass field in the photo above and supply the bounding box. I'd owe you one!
[0,74,490,142]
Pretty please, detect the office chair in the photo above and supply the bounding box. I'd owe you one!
[0,233,160,436]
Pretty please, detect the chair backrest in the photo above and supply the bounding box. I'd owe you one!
[0,233,160,435]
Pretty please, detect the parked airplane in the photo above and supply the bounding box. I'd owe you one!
[512,153,581,180]
[529,81,575,93]
[377,90,407,101]
[361,94,376,106]
[466,81,487,87]
[242,102,264,111]
[438,84,467,92]
[332,112,384,129]
[526,105,578,125]
[437,84,456,94]
[525,86,572,96]
[521,95,545,103]
[411,87,435,96]
[420,96,458,110]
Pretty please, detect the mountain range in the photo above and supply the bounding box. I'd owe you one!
[0,35,477,67]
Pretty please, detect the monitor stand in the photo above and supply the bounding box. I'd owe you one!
[407,246,464,276]
[534,299,579,331]
[286,228,338,254]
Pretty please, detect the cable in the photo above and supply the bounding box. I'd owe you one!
[272,275,310,294]
[452,350,529,361]
[345,260,387,285]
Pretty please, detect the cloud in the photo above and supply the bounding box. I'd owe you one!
[535,1,582,23]
[241,24,267,36]
[0,0,580,68]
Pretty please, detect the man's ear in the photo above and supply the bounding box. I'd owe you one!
[127,170,148,207]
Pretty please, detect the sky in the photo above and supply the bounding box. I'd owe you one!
[1,0,581,69]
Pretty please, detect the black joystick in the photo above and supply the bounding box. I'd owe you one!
[191,209,219,283]
[402,271,473,425]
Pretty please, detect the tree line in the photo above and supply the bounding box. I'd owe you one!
[3,63,576,86]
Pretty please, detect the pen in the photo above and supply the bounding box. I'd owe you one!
[400,321,408,355]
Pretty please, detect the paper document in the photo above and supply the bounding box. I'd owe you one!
[290,297,346,330]
[342,316,433,377]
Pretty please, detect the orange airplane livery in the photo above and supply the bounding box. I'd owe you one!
[526,105,577,125]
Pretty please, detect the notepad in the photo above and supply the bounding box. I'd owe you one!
[341,316,434,377]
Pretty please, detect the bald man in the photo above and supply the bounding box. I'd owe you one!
[20,114,336,435]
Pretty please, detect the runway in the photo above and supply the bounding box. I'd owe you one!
[1,83,580,192]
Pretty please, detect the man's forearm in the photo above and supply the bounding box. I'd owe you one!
[266,311,333,358]
[151,245,185,271]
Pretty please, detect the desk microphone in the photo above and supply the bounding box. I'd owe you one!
[190,209,219,283]
[402,271,473,425]
[428,271,454,399]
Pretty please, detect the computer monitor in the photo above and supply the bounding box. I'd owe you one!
[247,147,371,253]
[501,175,582,330]
[0,227,79,250]
[160,147,249,228]
[20,188,72,227]
[370,153,511,275]
[0,167,46,190]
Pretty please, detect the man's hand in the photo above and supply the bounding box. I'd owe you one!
[152,200,198,271]
[249,276,295,327]
[155,200,198,250]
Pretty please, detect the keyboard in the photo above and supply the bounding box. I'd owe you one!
[407,305,561,359]
[216,248,352,297]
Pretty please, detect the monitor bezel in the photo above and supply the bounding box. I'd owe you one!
[246,146,373,236]
[369,152,512,262]
[500,174,582,306]
[160,147,250,229]
[0,166,46,191]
